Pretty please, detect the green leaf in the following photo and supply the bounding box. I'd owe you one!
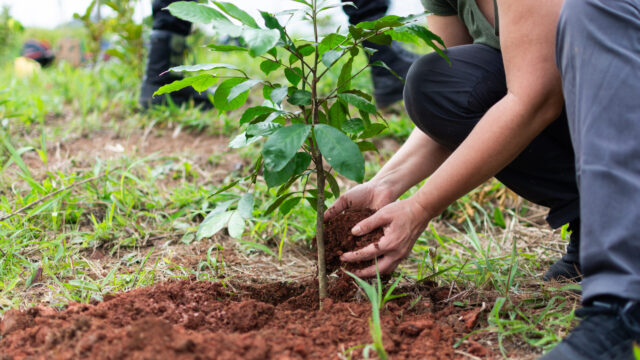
[246,122,282,137]
[214,78,251,111]
[321,50,342,67]
[212,21,244,37]
[169,63,241,73]
[357,141,378,153]
[329,101,347,128]
[338,93,376,114]
[264,192,297,215]
[319,33,347,54]
[342,118,364,134]
[240,106,276,124]
[279,197,302,216]
[166,2,229,25]
[356,15,403,30]
[284,68,302,86]
[264,152,311,188]
[337,57,353,93]
[212,1,259,28]
[299,45,315,57]
[261,11,283,30]
[315,124,364,182]
[238,193,254,219]
[288,90,312,106]
[197,210,233,240]
[260,60,280,75]
[493,208,506,228]
[207,44,247,52]
[153,74,217,96]
[270,86,289,106]
[228,79,262,102]
[229,132,262,148]
[367,33,392,46]
[325,171,341,199]
[227,211,245,239]
[260,11,287,42]
[393,24,448,62]
[633,342,640,360]
[244,28,280,57]
[361,123,387,138]
[262,124,312,171]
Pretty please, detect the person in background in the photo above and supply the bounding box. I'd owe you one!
[140,0,419,110]
[327,0,582,282]
[139,0,212,109]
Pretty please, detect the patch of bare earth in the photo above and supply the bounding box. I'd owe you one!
[20,127,245,185]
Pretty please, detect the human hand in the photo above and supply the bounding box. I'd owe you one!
[340,197,432,277]
[324,182,397,221]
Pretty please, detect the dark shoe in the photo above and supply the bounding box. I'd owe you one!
[139,30,214,110]
[539,298,640,359]
[364,41,419,108]
[544,220,582,282]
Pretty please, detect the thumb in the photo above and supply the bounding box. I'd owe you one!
[352,211,388,236]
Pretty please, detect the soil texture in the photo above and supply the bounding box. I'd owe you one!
[0,278,490,359]
[323,209,384,272]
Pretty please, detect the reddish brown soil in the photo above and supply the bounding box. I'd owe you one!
[323,209,384,272]
[0,278,490,359]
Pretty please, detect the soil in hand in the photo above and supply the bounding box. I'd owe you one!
[0,278,490,360]
[323,208,384,273]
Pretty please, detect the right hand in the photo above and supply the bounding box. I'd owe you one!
[323,182,397,221]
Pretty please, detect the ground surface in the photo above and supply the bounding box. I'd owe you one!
[0,278,493,360]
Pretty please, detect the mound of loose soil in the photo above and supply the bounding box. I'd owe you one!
[0,278,490,359]
[324,209,384,272]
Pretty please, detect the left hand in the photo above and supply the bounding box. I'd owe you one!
[340,197,433,277]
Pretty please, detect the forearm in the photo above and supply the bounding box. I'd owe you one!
[370,128,450,198]
[412,92,562,217]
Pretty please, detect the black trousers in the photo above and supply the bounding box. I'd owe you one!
[404,44,580,228]
[152,0,194,36]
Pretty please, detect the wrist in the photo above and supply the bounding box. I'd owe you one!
[370,172,405,200]
[408,192,438,222]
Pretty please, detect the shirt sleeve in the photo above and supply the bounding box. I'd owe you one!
[421,0,458,16]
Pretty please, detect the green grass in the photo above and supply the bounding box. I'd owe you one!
[0,25,580,359]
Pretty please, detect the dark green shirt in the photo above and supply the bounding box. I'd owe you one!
[421,0,500,49]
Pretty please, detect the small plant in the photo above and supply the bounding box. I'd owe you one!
[346,267,406,360]
[159,0,446,306]
[634,342,640,360]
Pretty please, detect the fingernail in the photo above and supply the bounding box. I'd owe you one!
[352,225,360,235]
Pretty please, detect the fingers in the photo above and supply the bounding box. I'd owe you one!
[353,256,399,278]
[340,242,383,263]
[352,211,388,236]
[324,195,348,220]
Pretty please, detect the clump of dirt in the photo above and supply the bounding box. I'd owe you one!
[323,208,384,272]
[0,279,491,359]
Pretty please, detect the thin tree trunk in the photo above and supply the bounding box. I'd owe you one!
[315,154,328,303]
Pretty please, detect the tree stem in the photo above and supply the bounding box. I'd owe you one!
[315,154,328,303]
[310,0,327,306]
